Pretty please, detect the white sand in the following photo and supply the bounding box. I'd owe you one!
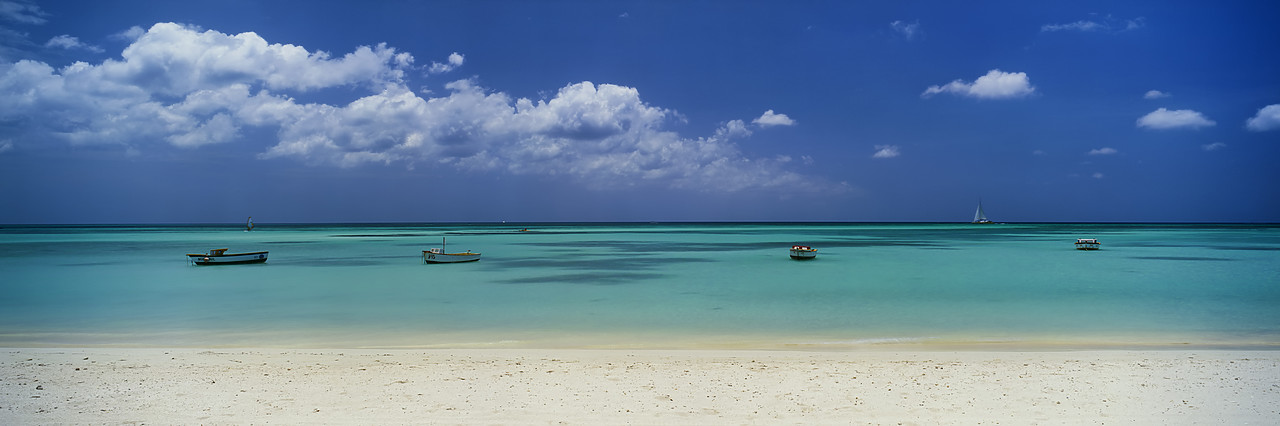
[2,348,1278,424]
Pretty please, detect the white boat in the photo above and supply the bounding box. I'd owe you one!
[187,248,268,265]
[789,245,817,260]
[972,200,994,224]
[423,237,481,264]
[1075,238,1101,250]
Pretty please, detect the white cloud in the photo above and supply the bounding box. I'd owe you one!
[0,23,836,194]
[1088,147,1117,155]
[0,0,47,25]
[1136,108,1216,130]
[1042,20,1104,33]
[113,26,146,42]
[890,20,921,40]
[105,23,410,96]
[1041,16,1145,33]
[752,109,794,127]
[872,145,900,159]
[428,52,464,74]
[1143,90,1170,99]
[1092,172,1104,179]
[922,69,1035,99]
[1202,142,1226,151]
[45,35,103,53]
[715,119,752,139]
[0,139,11,153]
[1245,104,1280,132]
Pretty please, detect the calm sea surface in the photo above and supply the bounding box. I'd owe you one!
[2,223,1278,349]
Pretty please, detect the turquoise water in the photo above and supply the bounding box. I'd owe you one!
[2,223,1278,349]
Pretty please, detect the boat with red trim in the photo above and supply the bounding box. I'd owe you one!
[789,245,817,260]
[423,237,481,264]
[187,248,269,265]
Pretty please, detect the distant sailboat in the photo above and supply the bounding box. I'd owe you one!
[972,200,994,224]
[245,216,254,232]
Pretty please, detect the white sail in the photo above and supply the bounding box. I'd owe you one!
[972,201,991,223]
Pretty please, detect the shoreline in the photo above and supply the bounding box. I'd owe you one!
[4,348,1278,423]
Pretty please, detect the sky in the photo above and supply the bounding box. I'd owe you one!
[1,0,1278,223]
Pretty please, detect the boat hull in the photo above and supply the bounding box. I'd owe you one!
[1075,239,1101,250]
[789,249,817,260]
[188,251,268,265]
[423,251,481,263]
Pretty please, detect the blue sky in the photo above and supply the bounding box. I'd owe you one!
[1,0,1277,223]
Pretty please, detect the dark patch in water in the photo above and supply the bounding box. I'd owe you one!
[262,241,316,245]
[514,239,943,253]
[487,256,714,271]
[496,272,665,285]
[1130,256,1233,262]
[273,258,397,267]
[332,233,433,238]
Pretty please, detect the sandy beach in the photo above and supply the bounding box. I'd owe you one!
[2,348,1277,424]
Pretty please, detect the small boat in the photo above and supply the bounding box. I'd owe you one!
[1075,238,1101,250]
[972,199,994,224]
[423,237,481,264]
[789,245,817,260]
[187,248,268,265]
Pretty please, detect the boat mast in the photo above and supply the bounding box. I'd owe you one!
[973,199,988,223]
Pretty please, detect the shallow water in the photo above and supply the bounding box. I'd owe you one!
[2,223,1277,348]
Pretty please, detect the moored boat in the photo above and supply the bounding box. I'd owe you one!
[187,248,268,265]
[1075,238,1101,250]
[789,245,817,260]
[423,237,481,263]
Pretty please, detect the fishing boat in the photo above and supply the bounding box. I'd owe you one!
[187,248,268,265]
[1075,238,1101,250]
[972,200,994,224]
[423,237,481,263]
[789,245,817,260]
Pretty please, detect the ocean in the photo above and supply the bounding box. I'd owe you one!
[2,223,1277,349]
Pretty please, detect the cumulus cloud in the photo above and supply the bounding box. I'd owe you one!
[922,69,1035,99]
[752,109,794,127]
[1136,108,1216,130]
[1143,90,1170,99]
[0,22,834,194]
[1245,104,1280,132]
[872,145,900,159]
[44,35,103,53]
[1041,15,1145,33]
[715,119,752,139]
[1088,147,1117,155]
[890,20,921,40]
[428,51,464,74]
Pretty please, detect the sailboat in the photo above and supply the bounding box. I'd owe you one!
[972,200,994,224]
[245,216,254,232]
[423,237,481,264]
